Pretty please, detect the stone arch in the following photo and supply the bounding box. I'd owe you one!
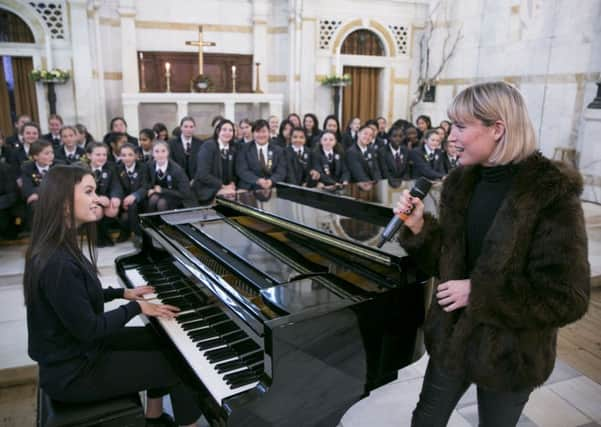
[0,1,50,45]
[331,19,396,58]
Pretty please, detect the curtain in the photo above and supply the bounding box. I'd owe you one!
[11,57,39,124]
[342,66,379,128]
[0,58,13,138]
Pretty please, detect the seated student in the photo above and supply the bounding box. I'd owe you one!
[415,114,432,141]
[322,115,342,146]
[303,113,321,149]
[378,126,410,180]
[6,114,31,148]
[42,114,63,149]
[104,116,138,146]
[284,127,316,187]
[168,116,203,178]
[138,128,155,163]
[87,142,122,246]
[310,130,349,188]
[235,119,287,190]
[287,113,301,129]
[439,119,452,137]
[268,115,280,142]
[74,123,95,149]
[442,136,459,174]
[275,119,293,148]
[193,119,238,203]
[104,132,128,164]
[146,141,195,213]
[404,126,419,150]
[24,165,203,427]
[9,122,41,171]
[235,118,253,148]
[342,117,361,151]
[409,128,446,180]
[345,124,382,183]
[152,122,169,141]
[115,143,149,243]
[0,159,18,239]
[21,140,63,227]
[54,126,85,164]
[376,116,389,146]
[364,119,386,151]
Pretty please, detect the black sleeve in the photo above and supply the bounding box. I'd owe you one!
[103,287,125,302]
[42,259,141,343]
[194,143,222,192]
[236,146,260,186]
[20,162,37,200]
[270,148,287,183]
[346,150,370,182]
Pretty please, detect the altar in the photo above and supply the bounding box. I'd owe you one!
[122,92,284,136]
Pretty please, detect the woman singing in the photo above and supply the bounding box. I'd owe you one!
[24,165,203,426]
[396,81,590,427]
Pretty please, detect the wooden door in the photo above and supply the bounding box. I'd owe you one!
[342,66,380,128]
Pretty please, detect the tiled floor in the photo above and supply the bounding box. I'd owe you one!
[1,203,600,426]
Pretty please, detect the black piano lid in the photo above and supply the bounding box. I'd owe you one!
[217,186,414,264]
[260,277,346,315]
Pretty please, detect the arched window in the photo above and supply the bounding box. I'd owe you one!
[0,9,35,43]
[341,29,384,56]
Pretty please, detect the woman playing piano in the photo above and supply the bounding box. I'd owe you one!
[395,81,590,427]
[24,165,203,427]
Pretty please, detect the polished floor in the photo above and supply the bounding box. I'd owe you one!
[1,202,600,426]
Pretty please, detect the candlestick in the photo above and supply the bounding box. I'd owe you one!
[165,62,171,92]
[254,62,263,94]
[232,65,237,93]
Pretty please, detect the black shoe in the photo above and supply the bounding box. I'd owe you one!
[146,413,177,427]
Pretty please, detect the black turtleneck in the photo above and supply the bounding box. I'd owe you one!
[466,164,515,273]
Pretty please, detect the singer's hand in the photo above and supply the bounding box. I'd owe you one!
[436,279,471,312]
[393,190,425,234]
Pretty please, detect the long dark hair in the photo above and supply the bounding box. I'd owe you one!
[322,114,342,143]
[23,165,98,306]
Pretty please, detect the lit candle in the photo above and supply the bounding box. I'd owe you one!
[232,65,236,78]
[165,62,171,73]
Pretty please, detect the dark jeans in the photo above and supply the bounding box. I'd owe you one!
[411,360,533,427]
[50,327,202,425]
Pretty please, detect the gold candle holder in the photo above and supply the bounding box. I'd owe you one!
[255,62,263,94]
[232,65,237,93]
[165,62,171,92]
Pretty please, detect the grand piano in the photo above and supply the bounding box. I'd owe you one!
[116,180,438,426]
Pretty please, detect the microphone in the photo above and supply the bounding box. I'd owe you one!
[376,177,432,248]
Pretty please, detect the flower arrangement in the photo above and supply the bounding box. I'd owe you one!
[192,74,214,92]
[320,74,352,86]
[30,68,70,83]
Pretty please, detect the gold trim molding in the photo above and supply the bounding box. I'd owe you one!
[99,17,119,27]
[135,21,252,33]
[267,75,287,83]
[268,26,288,34]
[394,78,410,85]
[104,72,123,80]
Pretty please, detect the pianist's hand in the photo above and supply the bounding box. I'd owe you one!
[124,285,155,300]
[137,301,180,319]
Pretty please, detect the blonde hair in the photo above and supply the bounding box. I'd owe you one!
[447,81,538,164]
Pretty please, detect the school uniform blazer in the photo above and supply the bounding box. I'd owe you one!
[0,162,17,209]
[8,143,31,170]
[147,160,196,208]
[168,136,203,178]
[409,145,446,180]
[0,145,12,166]
[441,152,459,175]
[284,145,313,186]
[92,163,123,199]
[5,133,20,148]
[378,145,410,180]
[235,141,287,190]
[345,143,382,182]
[192,140,237,202]
[341,131,357,151]
[311,148,350,186]
[54,146,85,165]
[42,133,62,149]
[20,160,64,200]
[115,161,149,203]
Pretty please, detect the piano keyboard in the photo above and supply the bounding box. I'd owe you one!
[123,260,263,404]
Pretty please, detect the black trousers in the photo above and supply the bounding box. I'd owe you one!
[411,360,533,427]
[50,327,202,425]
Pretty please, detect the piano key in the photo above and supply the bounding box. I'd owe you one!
[124,268,147,287]
[196,338,226,351]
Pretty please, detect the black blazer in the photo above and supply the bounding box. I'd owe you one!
[192,140,237,202]
[345,143,382,182]
[8,144,31,170]
[0,144,12,166]
[5,133,20,148]
[115,161,149,203]
[284,145,313,186]
[235,141,287,190]
[147,160,196,208]
[378,145,410,180]
[341,131,357,151]
[91,163,123,199]
[0,161,17,210]
[42,133,61,149]
[408,145,446,180]
[311,148,350,186]
[20,160,64,200]
[168,136,203,178]
[441,152,459,174]
[54,146,85,165]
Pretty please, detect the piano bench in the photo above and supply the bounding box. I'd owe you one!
[37,388,145,427]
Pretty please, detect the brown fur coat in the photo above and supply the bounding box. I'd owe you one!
[399,152,590,391]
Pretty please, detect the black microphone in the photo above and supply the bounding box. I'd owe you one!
[376,177,432,248]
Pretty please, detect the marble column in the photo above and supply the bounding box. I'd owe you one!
[252,0,269,95]
[68,0,101,137]
[299,16,316,115]
[118,0,139,95]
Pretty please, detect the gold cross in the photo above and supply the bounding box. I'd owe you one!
[185,26,216,75]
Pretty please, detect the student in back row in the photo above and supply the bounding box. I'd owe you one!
[236,119,287,190]
[168,116,203,178]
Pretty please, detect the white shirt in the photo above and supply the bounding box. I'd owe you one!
[155,162,167,174]
[324,150,334,159]
[293,146,304,156]
[36,164,49,174]
[357,143,368,156]
[126,165,136,174]
[64,147,77,157]
[218,140,229,152]
[181,136,192,150]
[390,145,401,157]
[424,145,436,156]
[256,144,268,161]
